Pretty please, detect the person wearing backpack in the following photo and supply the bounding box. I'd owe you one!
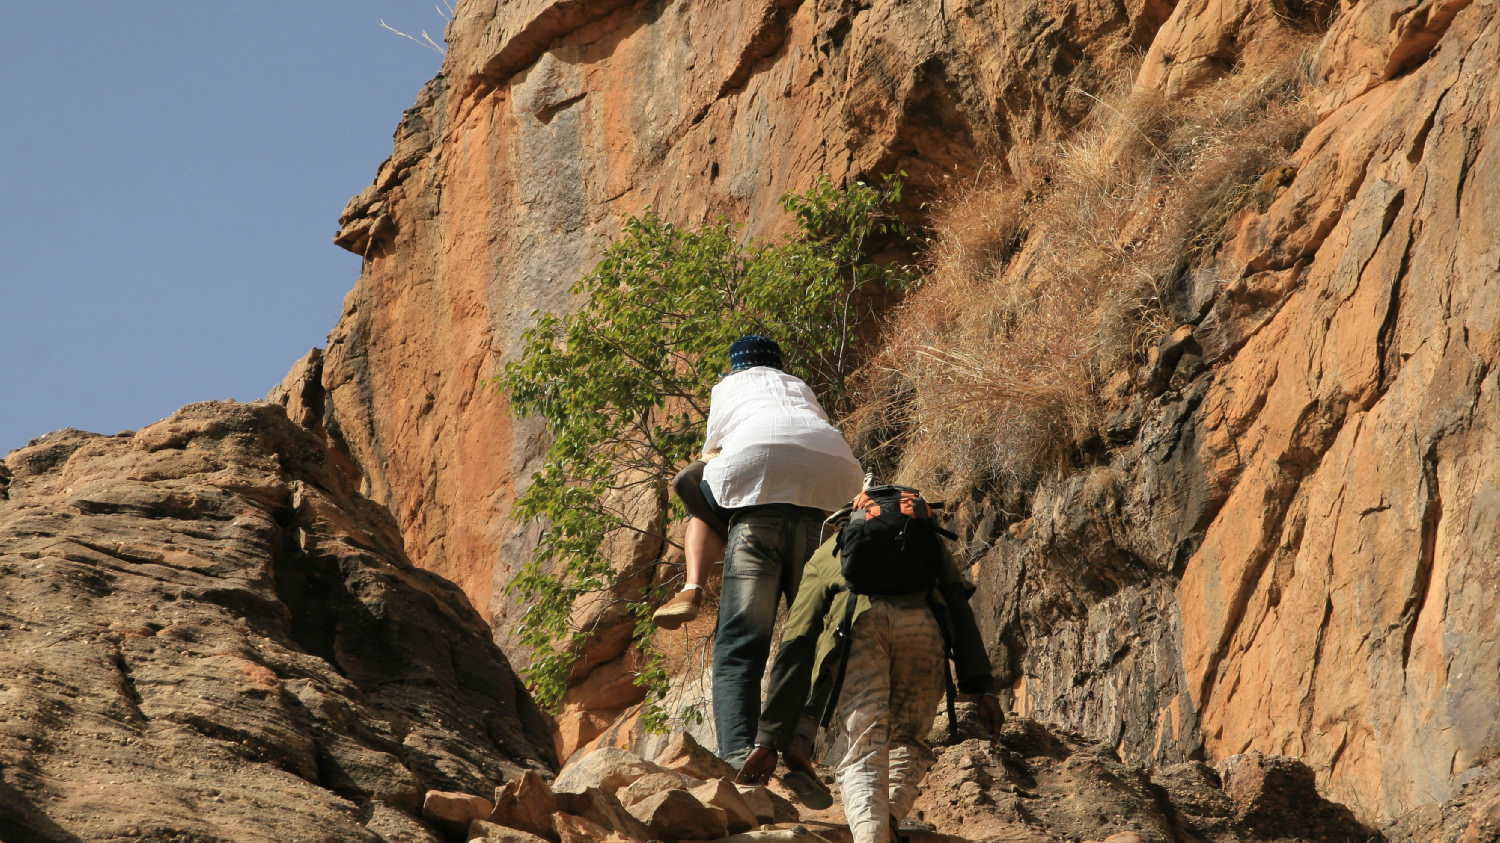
[736,487,1003,843]
[651,335,865,768]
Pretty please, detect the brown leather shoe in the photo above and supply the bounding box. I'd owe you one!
[781,737,833,809]
[652,588,703,629]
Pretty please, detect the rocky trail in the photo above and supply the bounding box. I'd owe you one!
[427,719,1384,842]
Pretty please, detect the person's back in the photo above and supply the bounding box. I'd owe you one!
[738,527,1002,843]
[656,335,864,769]
[701,365,865,514]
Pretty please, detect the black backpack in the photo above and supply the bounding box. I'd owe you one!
[836,485,957,595]
[820,484,966,733]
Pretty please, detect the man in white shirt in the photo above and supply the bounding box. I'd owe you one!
[652,335,864,768]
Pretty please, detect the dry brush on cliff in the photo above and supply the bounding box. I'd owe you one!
[853,47,1318,508]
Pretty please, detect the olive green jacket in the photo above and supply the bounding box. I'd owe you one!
[753,534,995,751]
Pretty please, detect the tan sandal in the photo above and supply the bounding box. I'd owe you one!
[651,588,703,629]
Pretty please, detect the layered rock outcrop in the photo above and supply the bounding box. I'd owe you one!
[0,402,555,841]
[972,0,1500,824]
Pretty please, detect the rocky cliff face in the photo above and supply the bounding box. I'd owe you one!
[3,0,1494,837]
[310,0,1170,649]
[285,0,1497,832]
[0,402,555,841]
[973,0,1499,824]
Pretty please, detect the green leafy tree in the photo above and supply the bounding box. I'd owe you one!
[499,175,916,723]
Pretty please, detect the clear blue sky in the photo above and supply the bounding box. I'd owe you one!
[1,2,448,455]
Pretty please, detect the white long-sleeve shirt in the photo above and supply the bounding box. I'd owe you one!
[700,367,864,512]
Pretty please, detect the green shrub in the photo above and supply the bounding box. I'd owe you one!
[499,175,916,719]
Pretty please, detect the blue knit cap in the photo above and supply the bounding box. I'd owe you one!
[729,335,783,372]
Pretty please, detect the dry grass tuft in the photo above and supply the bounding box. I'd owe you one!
[852,47,1319,509]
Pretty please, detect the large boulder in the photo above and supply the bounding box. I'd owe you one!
[0,402,556,841]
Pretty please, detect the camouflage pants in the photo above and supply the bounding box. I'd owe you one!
[833,598,946,843]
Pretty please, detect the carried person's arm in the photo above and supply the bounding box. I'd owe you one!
[700,377,735,459]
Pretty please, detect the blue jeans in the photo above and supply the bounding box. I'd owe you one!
[712,504,830,764]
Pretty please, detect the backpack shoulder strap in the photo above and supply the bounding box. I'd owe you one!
[928,592,961,740]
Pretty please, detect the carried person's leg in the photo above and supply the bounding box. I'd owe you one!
[672,461,729,539]
[654,462,730,629]
[653,517,718,629]
[682,516,724,587]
